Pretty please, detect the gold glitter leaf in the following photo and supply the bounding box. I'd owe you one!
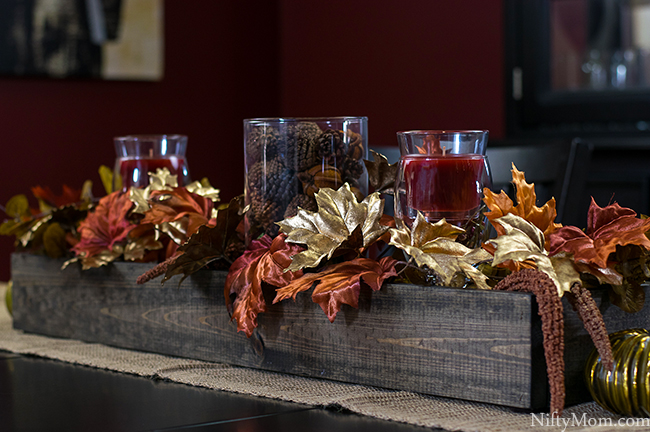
[278,183,388,272]
[488,213,580,296]
[129,168,177,214]
[388,212,492,289]
[185,178,221,203]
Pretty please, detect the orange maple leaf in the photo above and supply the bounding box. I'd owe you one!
[32,185,81,208]
[142,188,214,233]
[273,257,398,323]
[483,164,561,243]
[224,234,304,337]
[549,198,650,268]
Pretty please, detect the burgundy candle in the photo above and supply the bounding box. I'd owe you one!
[114,135,190,191]
[402,154,486,218]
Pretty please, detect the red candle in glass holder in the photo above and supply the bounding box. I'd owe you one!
[403,154,486,215]
[114,135,190,191]
[119,156,187,189]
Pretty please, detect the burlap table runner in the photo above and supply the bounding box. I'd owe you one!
[0,283,646,431]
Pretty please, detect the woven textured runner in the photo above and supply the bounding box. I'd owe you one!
[0,283,644,431]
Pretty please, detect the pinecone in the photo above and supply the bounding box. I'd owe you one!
[246,126,281,164]
[278,122,322,172]
[255,199,283,236]
[224,240,246,262]
[247,157,299,233]
[283,194,318,219]
[318,128,346,167]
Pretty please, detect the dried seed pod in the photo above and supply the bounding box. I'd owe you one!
[346,130,364,160]
[298,165,343,197]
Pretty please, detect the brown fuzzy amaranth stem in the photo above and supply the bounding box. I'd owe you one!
[136,255,178,285]
[565,282,614,372]
[495,269,565,416]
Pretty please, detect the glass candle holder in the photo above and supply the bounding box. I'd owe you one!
[113,134,191,191]
[244,117,368,244]
[394,130,492,246]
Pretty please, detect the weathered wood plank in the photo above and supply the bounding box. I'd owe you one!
[11,253,650,410]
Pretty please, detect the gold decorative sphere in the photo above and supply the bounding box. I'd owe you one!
[585,328,650,417]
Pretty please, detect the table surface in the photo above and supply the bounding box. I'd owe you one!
[0,350,438,432]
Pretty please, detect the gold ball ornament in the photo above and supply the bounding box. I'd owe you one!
[585,328,650,417]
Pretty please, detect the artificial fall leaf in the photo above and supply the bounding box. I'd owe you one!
[274,257,398,323]
[488,213,581,296]
[278,183,388,272]
[185,177,221,203]
[363,149,399,194]
[123,227,163,262]
[388,212,492,289]
[31,184,81,211]
[42,222,67,259]
[609,280,646,313]
[4,195,31,218]
[141,187,215,246]
[225,234,304,337]
[483,164,561,243]
[549,198,650,269]
[99,165,115,195]
[129,168,177,214]
[71,191,136,266]
[162,195,246,284]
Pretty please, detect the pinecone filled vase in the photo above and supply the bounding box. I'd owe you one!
[244,117,368,244]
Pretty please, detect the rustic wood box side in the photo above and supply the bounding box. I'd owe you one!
[18,253,650,409]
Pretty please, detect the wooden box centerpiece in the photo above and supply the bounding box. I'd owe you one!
[11,253,650,410]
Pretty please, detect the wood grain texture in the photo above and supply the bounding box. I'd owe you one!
[11,253,650,410]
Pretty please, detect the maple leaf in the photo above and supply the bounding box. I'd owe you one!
[123,223,164,262]
[388,212,492,289]
[31,185,81,211]
[224,234,304,337]
[549,198,650,269]
[161,195,246,284]
[487,213,581,296]
[483,164,561,244]
[278,183,388,272]
[129,168,178,214]
[70,191,136,269]
[141,187,215,247]
[363,149,399,194]
[274,257,398,323]
[185,177,221,202]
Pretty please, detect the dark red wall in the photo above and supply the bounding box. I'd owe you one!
[279,0,504,147]
[0,1,503,281]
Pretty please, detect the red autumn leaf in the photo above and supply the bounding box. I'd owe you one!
[32,185,81,208]
[224,234,304,337]
[72,191,136,257]
[273,257,398,323]
[549,198,650,268]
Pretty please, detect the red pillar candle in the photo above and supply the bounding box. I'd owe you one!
[119,156,187,189]
[402,154,486,217]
